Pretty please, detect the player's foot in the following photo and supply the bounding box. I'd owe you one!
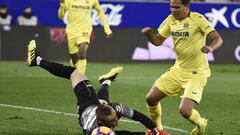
[190,118,208,135]
[146,128,170,135]
[27,40,38,66]
[98,66,123,83]
[190,127,198,135]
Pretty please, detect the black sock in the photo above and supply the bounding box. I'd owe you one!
[97,84,109,103]
[39,59,75,79]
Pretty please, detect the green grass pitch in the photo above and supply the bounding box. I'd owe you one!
[0,61,240,135]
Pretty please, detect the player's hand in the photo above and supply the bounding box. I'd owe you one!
[201,45,213,53]
[141,27,153,36]
[105,33,112,39]
[60,0,64,3]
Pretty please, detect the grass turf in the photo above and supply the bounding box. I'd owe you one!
[0,61,240,135]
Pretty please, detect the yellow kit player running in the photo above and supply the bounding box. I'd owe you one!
[58,0,112,74]
[141,0,223,134]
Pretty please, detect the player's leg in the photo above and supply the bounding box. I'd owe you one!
[146,67,182,130]
[67,35,88,74]
[146,86,166,130]
[180,77,208,135]
[71,70,100,112]
[27,40,76,79]
[179,98,207,135]
[69,69,100,132]
[97,66,123,104]
[71,42,88,74]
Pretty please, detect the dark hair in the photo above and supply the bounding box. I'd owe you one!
[96,104,112,119]
[0,4,7,9]
[181,0,190,5]
[96,104,113,127]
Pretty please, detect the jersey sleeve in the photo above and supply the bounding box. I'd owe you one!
[158,15,171,38]
[58,0,68,20]
[93,0,112,35]
[111,103,156,130]
[197,14,215,35]
[111,102,134,118]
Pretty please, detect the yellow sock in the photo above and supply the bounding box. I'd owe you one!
[189,109,204,127]
[147,103,163,129]
[75,59,87,74]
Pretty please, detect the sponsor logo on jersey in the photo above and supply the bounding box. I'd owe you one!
[72,5,90,9]
[171,31,189,38]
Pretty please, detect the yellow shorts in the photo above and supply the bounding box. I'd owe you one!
[67,31,91,54]
[155,66,209,104]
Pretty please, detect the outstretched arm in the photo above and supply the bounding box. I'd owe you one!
[131,109,156,130]
[58,0,66,20]
[201,31,223,53]
[94,0,112,37]
[111,103,156,130]
[141,27,166,46]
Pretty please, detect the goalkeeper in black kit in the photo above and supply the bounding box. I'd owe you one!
[26,40,170,135]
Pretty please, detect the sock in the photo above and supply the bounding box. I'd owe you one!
[189,109,204,127]
[147,103,163,129]
[36,56,43,66]
[101,80,111,86]
[75,59,87,74]
[97,83,110,103]
[39,59,75,79]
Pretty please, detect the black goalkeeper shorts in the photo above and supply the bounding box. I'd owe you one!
[73,80,100,115]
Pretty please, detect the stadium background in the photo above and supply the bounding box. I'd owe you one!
[0,1,239,63]
[0,0,240,135]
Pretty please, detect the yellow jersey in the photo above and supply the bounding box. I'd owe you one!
[58,0,112,39]
[158,12,215,75]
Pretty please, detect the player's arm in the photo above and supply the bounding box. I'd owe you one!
[131,109,157,130]
[111,103,156,130]
[58,0,66,20]
[115,109,168,135]
[94,0,112,38]
[201,31,223,53]
[141,16,170,46]
[197,14,223,53]
[141,27,166,46]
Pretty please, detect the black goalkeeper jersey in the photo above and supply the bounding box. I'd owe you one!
[79,102,134,135]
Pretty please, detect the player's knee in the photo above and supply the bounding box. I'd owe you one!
[179,107,191,119]
[70,70,88,87]
[146,95,157,106]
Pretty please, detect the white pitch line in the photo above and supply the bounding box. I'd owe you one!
[0,103,189,134]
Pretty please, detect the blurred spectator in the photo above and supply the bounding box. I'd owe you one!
[230,0,240,2]
[205,0,230,2]
[17,6,38,26]
[192,0,205,2]
[0,4,12,25]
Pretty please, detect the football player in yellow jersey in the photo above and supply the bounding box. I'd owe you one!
[142,0,223,135]
[58,0,112,74]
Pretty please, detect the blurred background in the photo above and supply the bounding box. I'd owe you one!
[0,0,239,64]
[0,0,240,135]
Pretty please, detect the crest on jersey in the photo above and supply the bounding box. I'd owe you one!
[183,23,189,29]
